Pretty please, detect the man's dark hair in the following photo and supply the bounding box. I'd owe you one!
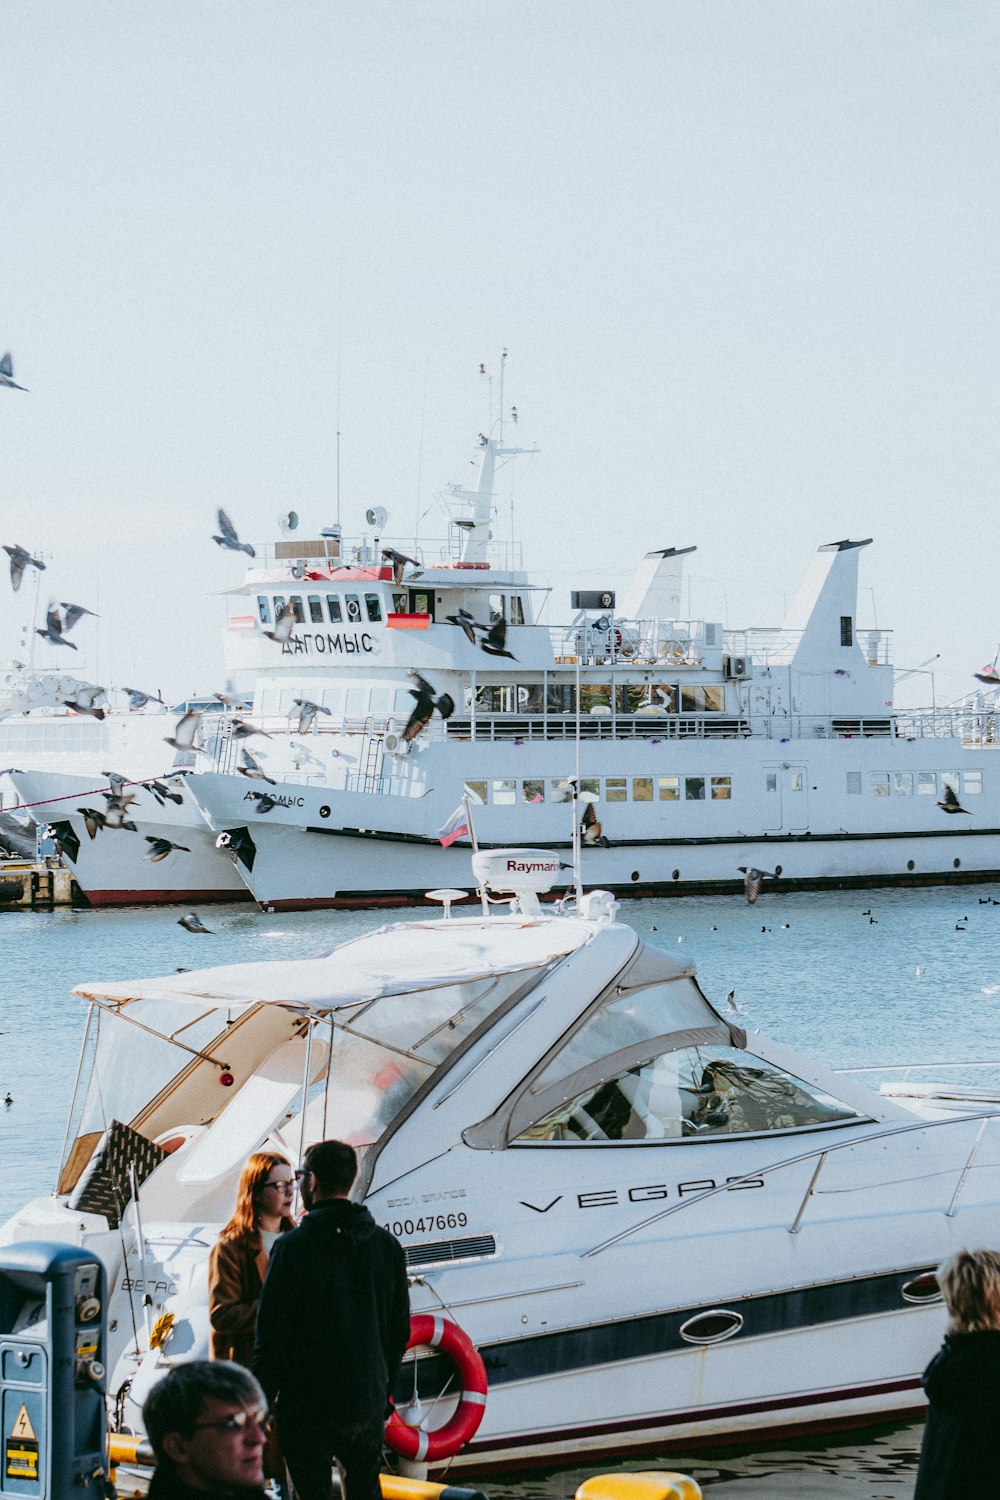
[304,1139,358,1198]
[143,1360,264,1461]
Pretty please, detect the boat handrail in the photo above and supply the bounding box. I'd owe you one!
[583,1106,1000,1258]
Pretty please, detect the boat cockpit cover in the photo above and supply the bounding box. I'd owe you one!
[72,918,591,1013]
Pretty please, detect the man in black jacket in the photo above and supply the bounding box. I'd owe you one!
[253,1139,411,1500]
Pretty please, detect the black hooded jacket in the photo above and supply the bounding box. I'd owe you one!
[251,1199,410,1425]
[914,1329,1000,1500]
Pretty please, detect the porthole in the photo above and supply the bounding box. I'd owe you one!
[901,1272,941,1306]
[954,858,961,869]
[672,869,681,881]
[319,805,331,819]
[774,864,783,877]
[631,870,640,882]
[679,1308,744,1345]
[907,860,915,872]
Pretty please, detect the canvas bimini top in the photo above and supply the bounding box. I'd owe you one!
[71,914,634,1013]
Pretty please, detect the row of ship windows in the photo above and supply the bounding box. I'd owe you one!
[257,592,397,627]
[464,776,733,806]
[847,771,983,796]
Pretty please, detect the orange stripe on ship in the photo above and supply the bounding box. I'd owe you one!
[387,613,431,629]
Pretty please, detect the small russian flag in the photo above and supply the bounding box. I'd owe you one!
[437,804,470,847]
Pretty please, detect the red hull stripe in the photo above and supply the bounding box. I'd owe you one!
[387,614,431,628]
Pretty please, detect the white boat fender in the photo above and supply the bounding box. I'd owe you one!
[384,1315,487,1463]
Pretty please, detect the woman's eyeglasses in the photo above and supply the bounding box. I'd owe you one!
[194,1407,272,1436]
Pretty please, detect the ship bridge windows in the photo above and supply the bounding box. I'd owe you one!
[491,778,517,806]
[522,779,545,804]
[365,593,383,623]
[964,770,983,795]
[894,772,913,795]
[685,777,706,801]
[328,597,343,624]
[918,772,936,795]
[514,1045,862,1144]
[257,596,272,625]
[307,595,325,624]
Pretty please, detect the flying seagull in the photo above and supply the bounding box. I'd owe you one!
[738,866,777,905]
[937,785,970,815]
[402,670,455,744]
[178,912,213,934]
[0,353,26,392]
[145,835,192,862]
[213,507,255,557]
[3,544,45,593]
[381,548,420,585]
[291,698,331,735]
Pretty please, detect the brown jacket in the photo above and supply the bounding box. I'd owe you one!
[208,1235,271,1366]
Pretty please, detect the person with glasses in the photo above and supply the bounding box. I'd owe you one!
[253,1140,411,1500]
[143,1360,270,1500]
[209,1152,297,1367]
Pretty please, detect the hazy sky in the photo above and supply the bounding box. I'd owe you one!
[2,1,997,706]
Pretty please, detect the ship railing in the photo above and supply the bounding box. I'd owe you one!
[896,708,1000,742]
[583,1104,1000,1258]
[446,713,752,742]
[726,626,894,667]
[253,534,524,573]
[548,620,705,668]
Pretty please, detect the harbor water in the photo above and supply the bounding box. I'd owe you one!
[6,879,1000,1496]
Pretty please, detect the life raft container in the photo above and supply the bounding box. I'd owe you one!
[384,1314,488,1462]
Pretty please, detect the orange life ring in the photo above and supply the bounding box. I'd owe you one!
[384,1314,488,1462]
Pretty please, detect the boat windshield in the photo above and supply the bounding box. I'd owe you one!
[515,1045,861,1143]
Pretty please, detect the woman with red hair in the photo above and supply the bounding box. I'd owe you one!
[209,1152,296,1367]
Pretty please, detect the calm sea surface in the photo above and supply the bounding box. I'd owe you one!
[6,880,1000,1496]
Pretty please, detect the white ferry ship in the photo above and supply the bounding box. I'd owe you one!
[9,423,1000,909]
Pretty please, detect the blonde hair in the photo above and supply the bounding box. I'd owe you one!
[938,1248,1000,1334]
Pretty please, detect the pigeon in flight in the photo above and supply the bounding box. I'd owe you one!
[254,793,278,814]
[480,617,517,660]
[60,683,106,718]
[165,708,204,754]
[262,601,296,644]
[148,778,185,806]
[291,698,331,735]
[402,670,455,743]
[0,353,26,391]
[445,609,480,646]
[213,507,255,558]
[238,747,276,783]
[381,548,420,586]
[145,836,192,862]
[123,686,164,710]
[36,601,96,649]
[213,691,246,709]
[3,544,45,592]
[36,604,78,650]
[738,866,777,905]
[937,785,970,815]
[178,912,213,934]
[77,807,107,840]
[230,718,271,741]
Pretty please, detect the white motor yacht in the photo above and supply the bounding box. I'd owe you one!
[3,851,999,1469]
